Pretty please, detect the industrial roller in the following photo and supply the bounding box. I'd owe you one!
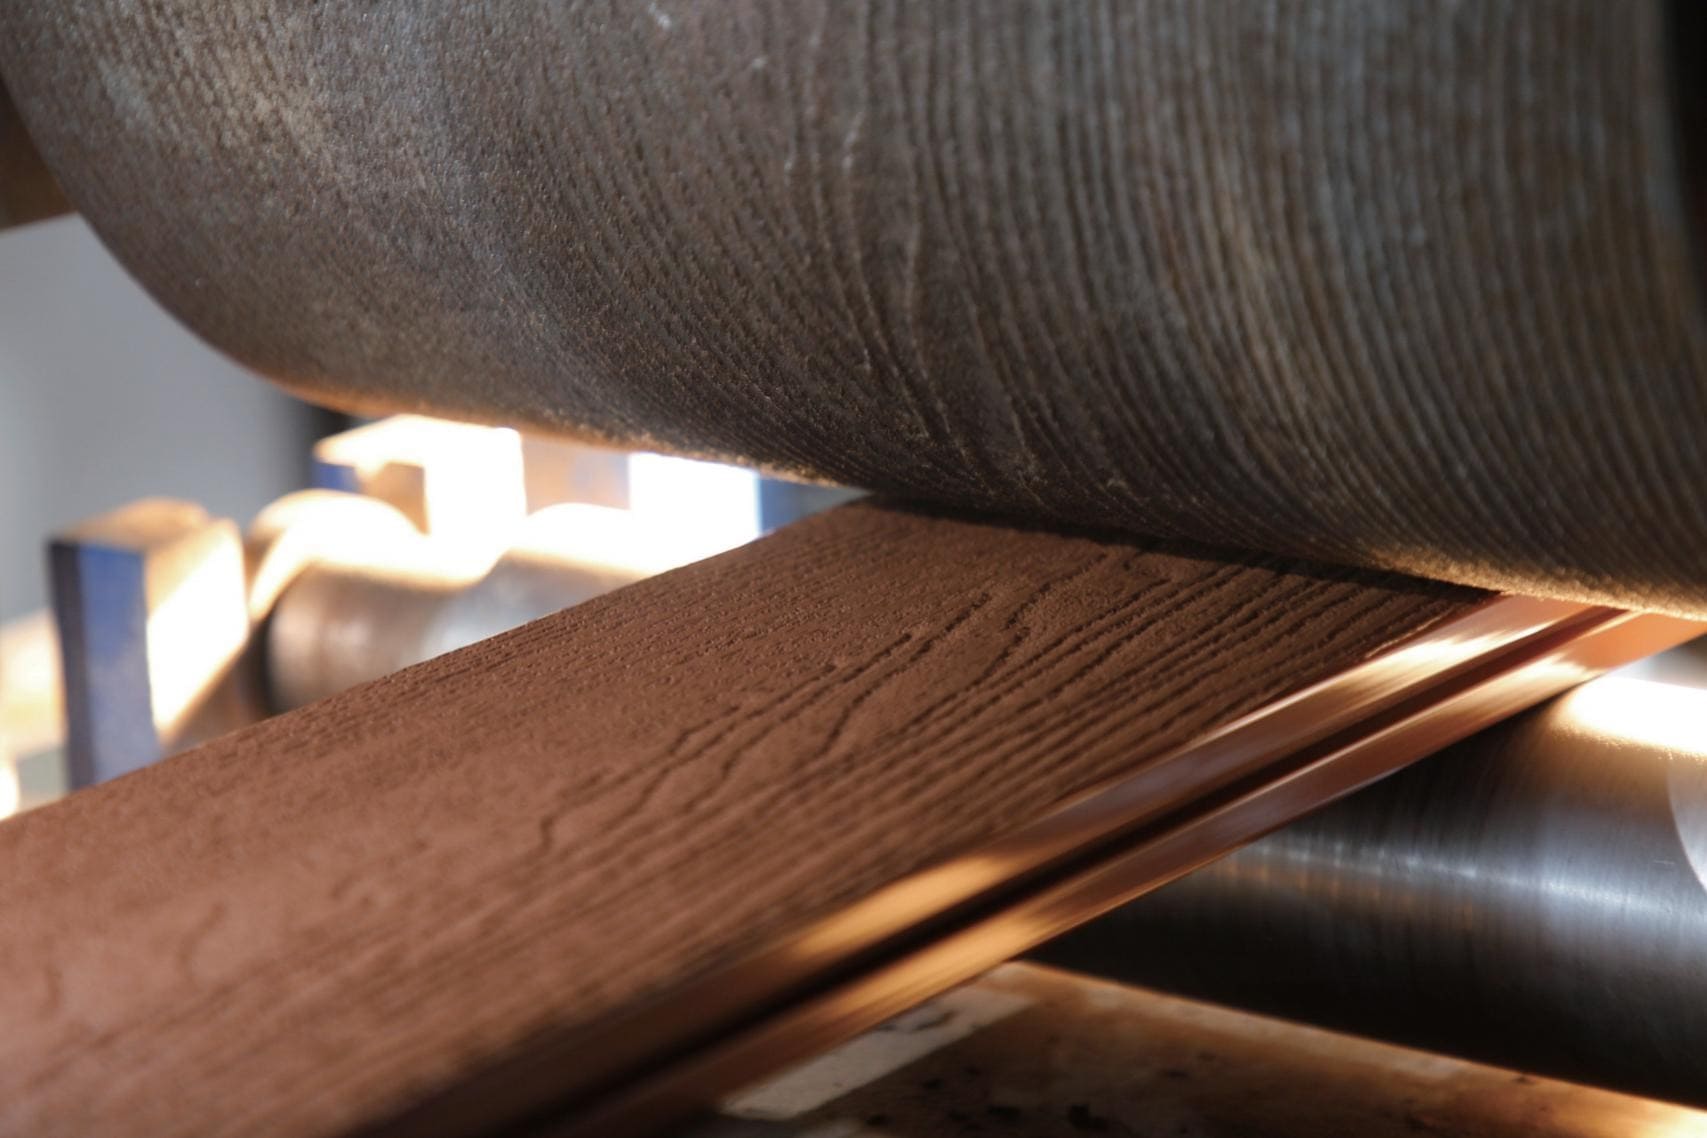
[5,1,1707,1133]
[5,0,1707,612]
[38,418,1707,1111]
[1046,642,1707,1108]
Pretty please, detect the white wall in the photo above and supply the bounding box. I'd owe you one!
[0,216,318,618]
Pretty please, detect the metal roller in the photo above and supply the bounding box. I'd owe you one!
[1041,642,1707,1108]
[265,541,646,711]
[8,2,1707,614]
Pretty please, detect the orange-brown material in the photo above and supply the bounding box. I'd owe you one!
[0,503,1476,1138]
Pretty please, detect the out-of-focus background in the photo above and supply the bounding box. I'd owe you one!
[0,213,857,817]
[0,216,329,811]
[0,216,323,621]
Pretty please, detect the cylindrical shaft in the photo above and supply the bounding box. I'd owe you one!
[1041,645,1707,1107]
[266,550,645,711]
[6,3,1707,613]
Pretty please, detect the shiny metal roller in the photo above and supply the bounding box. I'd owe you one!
[1043,641,1707,1108]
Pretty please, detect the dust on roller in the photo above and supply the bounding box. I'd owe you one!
[2,1,1704,612]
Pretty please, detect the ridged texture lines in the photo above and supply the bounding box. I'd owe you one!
[0,503,1472,1137]
[2,1,1704,610]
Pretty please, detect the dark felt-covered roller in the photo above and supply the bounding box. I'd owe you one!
[2,1,1705,611]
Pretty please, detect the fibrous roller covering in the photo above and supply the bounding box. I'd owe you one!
[3,1,1705,612]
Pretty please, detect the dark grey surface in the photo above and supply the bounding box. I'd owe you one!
[3,2,1706,611]
[0,71,68,228]
[1043,642,1707,1109]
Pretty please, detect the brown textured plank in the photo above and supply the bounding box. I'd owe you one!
[4,1,1706,612]
[0,502,1480,1138]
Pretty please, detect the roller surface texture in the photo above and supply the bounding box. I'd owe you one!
[3,1,1706,611]
[1040,644,1707,1109]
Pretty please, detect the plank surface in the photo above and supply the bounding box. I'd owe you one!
[5,1,1707,612]
[0,503,1476,1137]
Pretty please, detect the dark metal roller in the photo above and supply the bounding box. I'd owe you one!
[0,75,68,229]
[1041,642,1707,1109]
[3,2,1707,612]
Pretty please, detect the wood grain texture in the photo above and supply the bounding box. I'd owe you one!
[0,502,1474,1138]
[3,1,1706,612]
